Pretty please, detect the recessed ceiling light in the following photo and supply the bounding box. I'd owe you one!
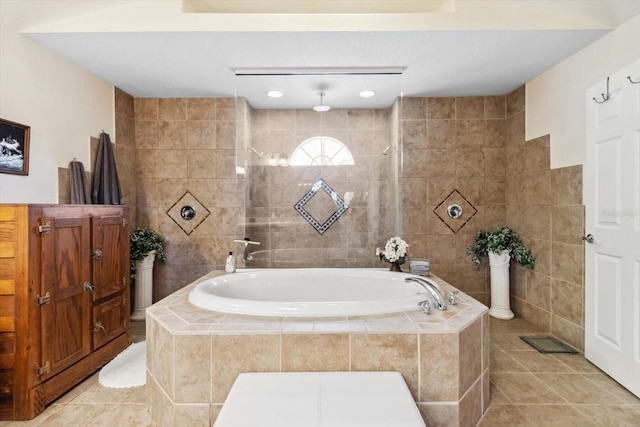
[359,90,376,98]
[266,90,283,98]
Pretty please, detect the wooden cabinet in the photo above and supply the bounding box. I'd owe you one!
[0,205,130,420]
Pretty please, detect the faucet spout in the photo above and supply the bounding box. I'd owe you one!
[405,277,447,311]
[233,238,261,261]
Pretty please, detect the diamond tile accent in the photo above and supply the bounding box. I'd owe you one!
[294,179,348,235]
[433,189,477,233]
[166,191,211,235]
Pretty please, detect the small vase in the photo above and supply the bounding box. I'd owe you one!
[389,261,402,272]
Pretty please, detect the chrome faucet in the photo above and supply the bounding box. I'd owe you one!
[405,277,447,311]
[233,237,261,261]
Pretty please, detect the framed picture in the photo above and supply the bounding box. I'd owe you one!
[0,118,30,175]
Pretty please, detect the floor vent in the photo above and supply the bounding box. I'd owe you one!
[519,336,578,354]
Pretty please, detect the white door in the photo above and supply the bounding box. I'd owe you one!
[585,58,640,398]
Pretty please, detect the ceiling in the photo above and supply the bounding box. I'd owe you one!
[21,0,640,109]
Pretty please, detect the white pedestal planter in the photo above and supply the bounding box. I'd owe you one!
[131,251,155,321]
[488,250,514,320]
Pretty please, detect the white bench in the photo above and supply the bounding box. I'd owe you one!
[214,371,426,427]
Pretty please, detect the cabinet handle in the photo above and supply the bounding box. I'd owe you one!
[83,281,94,294]
[90,249,103,261]
[92,321,107,336]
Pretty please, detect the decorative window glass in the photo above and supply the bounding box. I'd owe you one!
[290,136,355,166]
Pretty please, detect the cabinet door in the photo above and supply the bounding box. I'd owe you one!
[40,217,92,380]
[91,296,127,350]
[91,215,127,302]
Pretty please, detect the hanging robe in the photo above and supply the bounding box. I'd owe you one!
[69,159,91,204]
[92,132,123,205]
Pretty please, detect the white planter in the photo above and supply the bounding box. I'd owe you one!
[488,250,514,320]
[131,251,155,321]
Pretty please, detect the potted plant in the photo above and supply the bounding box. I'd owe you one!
[130,227,167,320]
[466,226,535,320]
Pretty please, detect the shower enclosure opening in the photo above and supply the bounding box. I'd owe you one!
[234,72,403,268]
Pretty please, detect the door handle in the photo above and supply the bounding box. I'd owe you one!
[582,234,595,244]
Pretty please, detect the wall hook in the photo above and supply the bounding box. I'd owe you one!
[592,76,610,104]
[628,75,640,85]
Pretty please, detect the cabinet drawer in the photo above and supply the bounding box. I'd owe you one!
[91,296,127,350]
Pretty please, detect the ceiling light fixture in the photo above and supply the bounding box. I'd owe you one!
[313,92,331,112]
[359,90,376,98]
[266,90,283,98]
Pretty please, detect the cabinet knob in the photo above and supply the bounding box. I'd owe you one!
[90,249,103,261]
[92,321,107,336]
[83,281,94,294]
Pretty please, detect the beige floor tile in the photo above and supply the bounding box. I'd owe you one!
[582,373,640,405]
[123,386,148,404]
[491,346,527,373]
[477,404,527,426]
[37,404,102,427]
[491,372,565,404]
[491,333,540,351]
[551,353,602,374]
[508,350,575,373]
[85,404,152,427]
[489,383,511,404]
[573,404,640,427]
[69,382,135,405]
[490,318,542,334]
[53,374,99,405]
[535,373,625,405]
[516,404,597,427]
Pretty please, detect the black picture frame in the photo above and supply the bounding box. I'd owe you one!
[0,118,30,175]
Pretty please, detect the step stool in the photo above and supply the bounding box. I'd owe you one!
[214,371,426,427]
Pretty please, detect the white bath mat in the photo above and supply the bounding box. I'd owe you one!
[98,341,146,388]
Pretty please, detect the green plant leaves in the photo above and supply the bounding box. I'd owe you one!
[466,226,535,270]
[130,227,167,264]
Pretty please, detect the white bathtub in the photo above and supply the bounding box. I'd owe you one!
[188,268,440,317]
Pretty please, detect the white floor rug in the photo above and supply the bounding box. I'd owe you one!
[98,341,146,388]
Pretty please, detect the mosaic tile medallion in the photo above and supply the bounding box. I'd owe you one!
[294,179,348,234]
[166,191,211,235]
[433,189,477,233]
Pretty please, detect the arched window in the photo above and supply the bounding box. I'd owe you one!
[289,136,355,166]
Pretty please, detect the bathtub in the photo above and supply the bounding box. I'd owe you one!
[188,268,440,317]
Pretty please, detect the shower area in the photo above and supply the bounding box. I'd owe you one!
[235,72,403,268]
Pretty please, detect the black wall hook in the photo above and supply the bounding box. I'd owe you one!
[628,75,640,85]
[593,77,610,104]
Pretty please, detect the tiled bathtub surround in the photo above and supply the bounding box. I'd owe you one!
[146,271,490,427]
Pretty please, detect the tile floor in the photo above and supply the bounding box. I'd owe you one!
[1,318,639,426]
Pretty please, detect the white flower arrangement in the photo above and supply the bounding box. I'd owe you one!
[376,236,409,264]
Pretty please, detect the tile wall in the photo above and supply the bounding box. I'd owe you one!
[118,88,584,347]
[504,87,585,351]
[132,97,246,301]
[398,95,509,304]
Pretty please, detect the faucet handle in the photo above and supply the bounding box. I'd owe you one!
[418,300,431,315]
[448,291,459,306]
